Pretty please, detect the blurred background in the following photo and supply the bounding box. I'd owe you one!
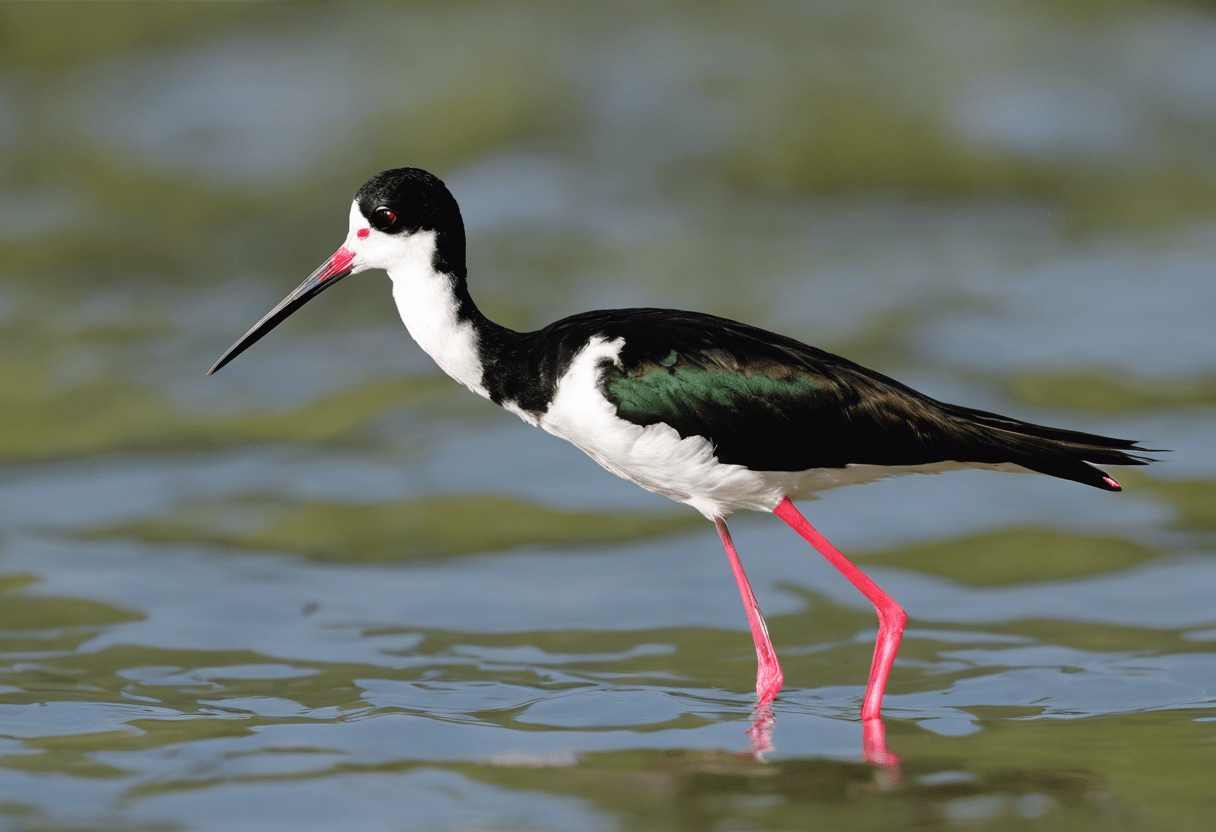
[2,2,1214,830]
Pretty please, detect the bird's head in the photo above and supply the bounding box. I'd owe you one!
[208,167,464,375]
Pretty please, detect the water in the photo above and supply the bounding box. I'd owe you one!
[3,3,1215,830]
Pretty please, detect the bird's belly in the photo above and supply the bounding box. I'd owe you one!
[540,410,1030,519]
[539,403,783,518]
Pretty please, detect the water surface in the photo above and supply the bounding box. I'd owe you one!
[2,3,1215,830]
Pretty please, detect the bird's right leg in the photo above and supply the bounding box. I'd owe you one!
[771,498,904,768]
[772,498,906,722]
[715,517,784,702]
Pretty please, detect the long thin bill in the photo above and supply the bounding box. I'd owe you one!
[207,247,356,375]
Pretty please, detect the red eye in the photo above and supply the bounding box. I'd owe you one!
[371,206,398,231]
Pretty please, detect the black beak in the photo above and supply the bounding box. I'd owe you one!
[208,247,356,375]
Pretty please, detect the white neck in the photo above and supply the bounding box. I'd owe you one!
[382,231,489,399]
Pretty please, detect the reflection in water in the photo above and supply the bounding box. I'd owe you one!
[746,703,902,783]
[745,701,776,761]
[862,716,901,775]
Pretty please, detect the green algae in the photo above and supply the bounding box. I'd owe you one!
[1003,370,1216,413]
[81,494,703,562]
[0,595,141,632]
[0,4,263,69]
[850,527,1163,587]
[1124,473,1216,531]
[0,369,453,463]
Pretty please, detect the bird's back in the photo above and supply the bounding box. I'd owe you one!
[482,307,1150,490]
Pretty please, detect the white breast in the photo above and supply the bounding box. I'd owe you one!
[533,337,787,519]
[384,230,489,400]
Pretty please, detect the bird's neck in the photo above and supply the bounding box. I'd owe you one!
[385,232,513,399]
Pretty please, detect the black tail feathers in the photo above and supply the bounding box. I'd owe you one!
[941,402,1157,491]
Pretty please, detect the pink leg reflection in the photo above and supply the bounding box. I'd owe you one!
[863,714,902,773]
[745,701,776,761]
[739,702,901,774]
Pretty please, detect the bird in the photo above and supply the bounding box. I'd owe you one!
[209,167,1151,760]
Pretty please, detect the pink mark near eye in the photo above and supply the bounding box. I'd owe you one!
[1103,476,1122,491]
[357,228,370,239]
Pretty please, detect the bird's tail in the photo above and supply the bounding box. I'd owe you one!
[940,402,1156,491]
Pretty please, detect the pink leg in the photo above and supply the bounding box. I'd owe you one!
[715,517,784,703]
[772,497,907,723]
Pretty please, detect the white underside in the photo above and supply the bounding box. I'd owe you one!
[529,336,1030,520]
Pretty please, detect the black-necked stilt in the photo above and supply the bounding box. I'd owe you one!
[210,168,1151,760]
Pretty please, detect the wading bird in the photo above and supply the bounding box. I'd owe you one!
[210,168,1150,764]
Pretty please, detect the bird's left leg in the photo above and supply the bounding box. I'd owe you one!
[715,517,784,702]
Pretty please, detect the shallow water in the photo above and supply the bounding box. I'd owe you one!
[3,3,1216,830]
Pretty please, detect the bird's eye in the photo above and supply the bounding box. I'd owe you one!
[370,206,398,231]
